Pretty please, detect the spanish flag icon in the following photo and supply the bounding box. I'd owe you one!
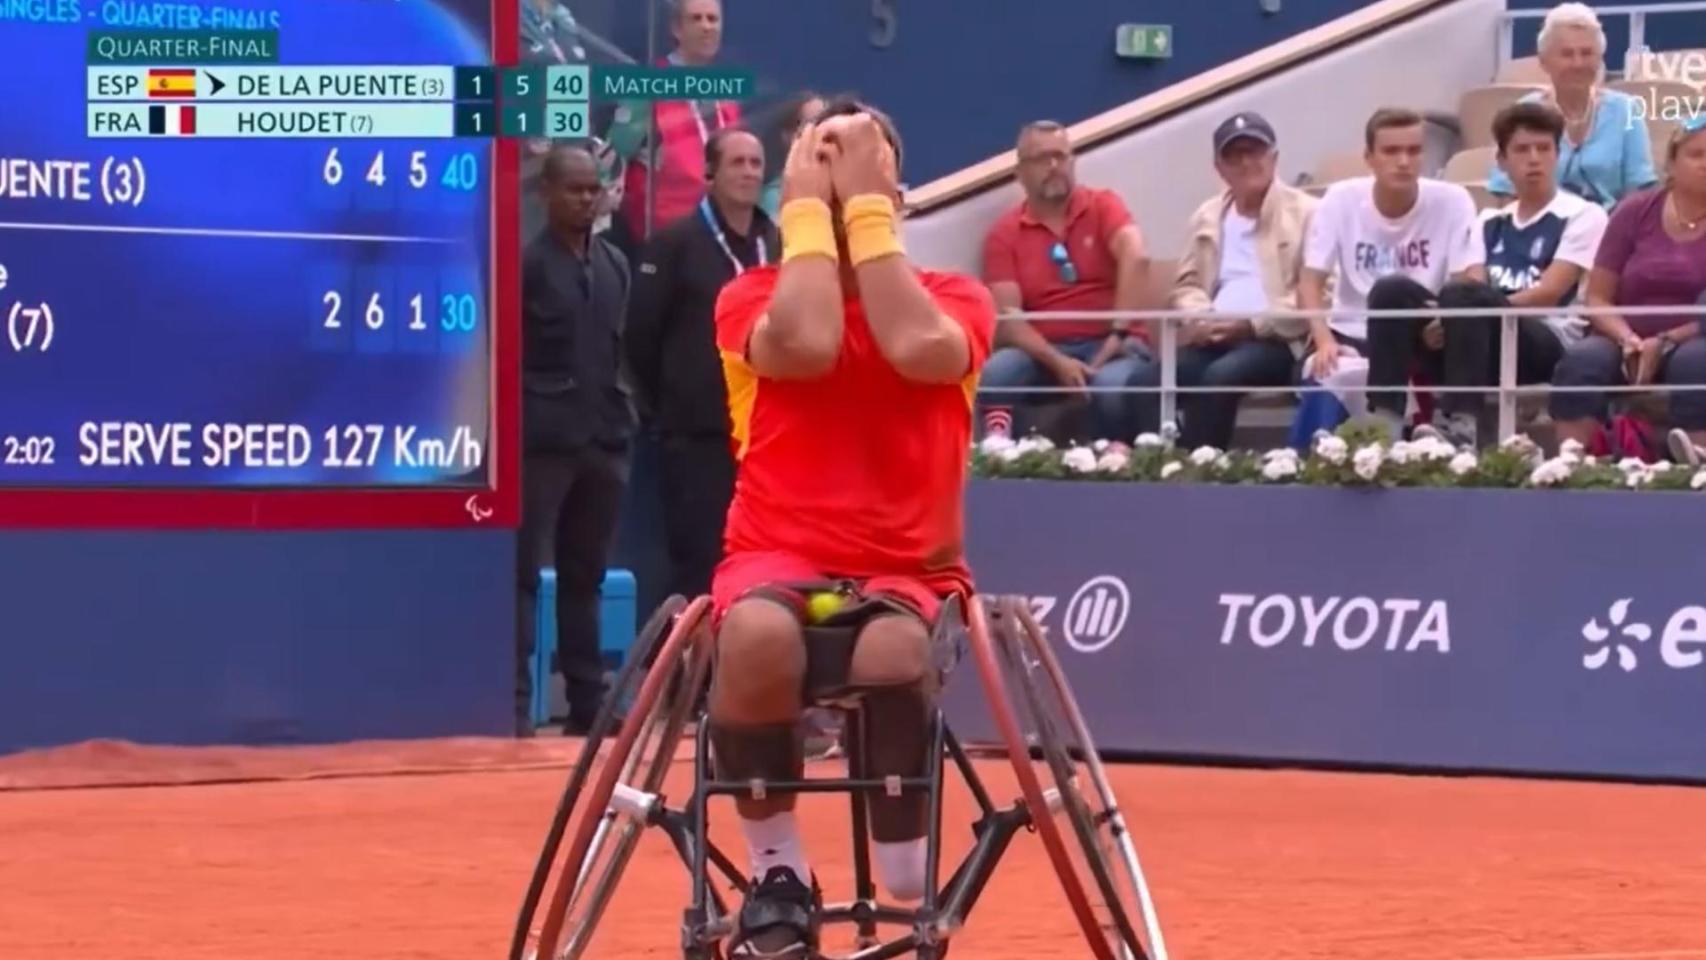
[146,68,197,98]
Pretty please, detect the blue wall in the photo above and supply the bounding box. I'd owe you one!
[0,531,513,754]
[943,481,1706,783]
[1506,0,1706,68]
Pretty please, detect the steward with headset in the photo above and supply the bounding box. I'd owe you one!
[627,126,778,600]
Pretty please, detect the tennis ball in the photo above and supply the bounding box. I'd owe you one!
[806,591,846,623]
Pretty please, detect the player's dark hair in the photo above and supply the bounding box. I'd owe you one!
[1364,107,1424,151]
[813,96,904,176]
[704,126,758,176]
[1492,101,1565,154]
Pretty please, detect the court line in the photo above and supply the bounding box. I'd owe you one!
[1458,949,1706,960]
[0,221,461,244]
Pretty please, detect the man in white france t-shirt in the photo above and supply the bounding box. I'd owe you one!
[1299,107,1487,442]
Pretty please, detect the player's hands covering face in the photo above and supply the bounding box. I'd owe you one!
[781,122,837,206]
[818,113,898,201]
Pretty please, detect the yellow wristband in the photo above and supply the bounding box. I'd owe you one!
[841,193,904,267]
[780,198,837,264]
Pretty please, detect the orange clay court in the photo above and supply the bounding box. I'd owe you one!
[2,736,1705,959]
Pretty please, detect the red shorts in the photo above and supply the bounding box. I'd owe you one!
[710,550,949,626]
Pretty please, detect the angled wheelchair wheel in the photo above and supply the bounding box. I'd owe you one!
[547,598,715,960]
[511,594,708,960]
[1001,597,1166,960]
[963,597,1160,960]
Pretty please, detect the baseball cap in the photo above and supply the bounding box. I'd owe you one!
[1213,112,1277,155]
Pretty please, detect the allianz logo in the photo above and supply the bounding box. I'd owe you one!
[1581,599,1706,673]
[1018,575,1131,654]
[1216,593,1451,653]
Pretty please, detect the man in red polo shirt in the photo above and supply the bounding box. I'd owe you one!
[709,98,994,959]
[980,120,1152,442]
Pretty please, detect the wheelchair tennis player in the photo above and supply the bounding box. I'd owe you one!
[708,97,996,959]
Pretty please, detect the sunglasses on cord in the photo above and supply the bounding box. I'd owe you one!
[1049,241,1079,284]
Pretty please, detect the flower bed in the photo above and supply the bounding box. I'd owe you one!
[972,423,1706,492]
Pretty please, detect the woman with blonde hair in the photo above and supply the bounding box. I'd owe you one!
[1487,2,1658,207]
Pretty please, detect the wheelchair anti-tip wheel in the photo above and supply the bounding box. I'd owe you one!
[511,594,715,960]
[968,597,1167,960]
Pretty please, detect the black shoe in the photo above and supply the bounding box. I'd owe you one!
[561,713,599,737]
[728,866,820,959]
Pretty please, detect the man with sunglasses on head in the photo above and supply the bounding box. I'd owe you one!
[979,120,1152,442]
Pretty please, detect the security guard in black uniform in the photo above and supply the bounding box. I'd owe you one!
[626,127,778,600]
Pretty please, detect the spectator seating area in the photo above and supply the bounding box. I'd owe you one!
[900,0,1706,453]
[1304,63,1705,203]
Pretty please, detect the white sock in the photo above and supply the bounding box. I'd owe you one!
[741,810,810,882]
[873,837,930,902]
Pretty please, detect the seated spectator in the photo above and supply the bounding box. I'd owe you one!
[1552,118,1706,462]
[1438,102,1608,444]
[1157,111,1316,449]
[1300,108,1487,445]
[1486,2,1657,209]
[980,121,1152,442]
[758,91,825,218]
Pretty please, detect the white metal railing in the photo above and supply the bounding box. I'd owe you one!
[1496,1,1706,77]
[984,304,1706,442]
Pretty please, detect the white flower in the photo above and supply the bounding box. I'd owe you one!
[979,433,1017,457]
[1092,439,1110,453]
[1062,446,1097,474]
[1160,461,1183,479]
[1263,447,1299,463]
[1015,435,1055,455]
[1262,457,1299,481]
[1449,452,1479,476]
[1134,432,1164,448]
[1097,450,1131,473]
[1160,421,1180,442]
[1388,440,1415,465]
[1617,457,1647,475]
[1215,454,1232,472]
[1416,436,1457,461]
[1627,470,1649,489]
[998,445,1023,463]
[1529,457,1573,487]
[1501,433,1539,455]
[1560,438,1586,459]
[1315,434,1349,464]
[1189,445,1220,466]
[1692,469,1706,490]
[1352,444,1384,481]
[1651,461,1673,474]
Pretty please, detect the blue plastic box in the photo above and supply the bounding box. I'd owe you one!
[530,567,638,726]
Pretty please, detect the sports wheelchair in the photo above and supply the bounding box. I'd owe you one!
[510,589,1168,960]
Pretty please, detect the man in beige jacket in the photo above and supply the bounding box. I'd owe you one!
[1140,112,1317,449]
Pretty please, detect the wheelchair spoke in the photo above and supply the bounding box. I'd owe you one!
[529,596,715,960]
[978,595,1169,960]
[1009,599,1170,960]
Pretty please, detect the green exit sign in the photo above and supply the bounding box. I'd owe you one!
[1116,23,1173,59]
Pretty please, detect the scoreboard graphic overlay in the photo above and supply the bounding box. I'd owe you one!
[0,1,521,527]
